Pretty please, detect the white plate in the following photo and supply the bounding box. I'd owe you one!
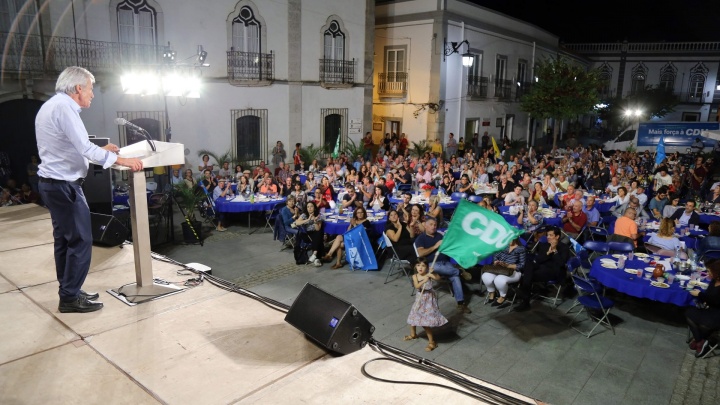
[601,263,618,269]
[624,269,640,274]
[634,253,650,258]
[600,259,616,264]
[612,254,627,259]
[651,281,670,288]
[675,274,690,281]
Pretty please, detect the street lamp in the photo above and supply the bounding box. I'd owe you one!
[443,39,473,67]
[624,108,643,131]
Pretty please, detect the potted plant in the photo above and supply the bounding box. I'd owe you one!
[174,182,204,244]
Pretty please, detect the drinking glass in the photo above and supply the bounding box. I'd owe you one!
[667,274,675,284]
[644,273,652,280]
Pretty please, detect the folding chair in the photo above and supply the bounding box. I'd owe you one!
[197,187,218,226]
[697,330,720,359]
[263,202,286,233]
[608,241,634,255]
[587,226,609,241]
[450,192,468,201]
[569,275,616,338]
[382,233,411,284]
[467,194,482,203]
[483,280,520,312]
[583,240,610,261]
[397,183,412,192]
[698,249,720,263]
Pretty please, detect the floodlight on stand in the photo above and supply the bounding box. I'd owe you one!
[121,72,160,96]
[163,45,176,63]
[197,45,208,65]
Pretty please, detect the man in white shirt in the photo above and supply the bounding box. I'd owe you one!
[654,169,672,190]
[632,185,648,208]
[415,165,432,184]
[605,176,621,194]
[36,66,143,313]
[504,185,525,206]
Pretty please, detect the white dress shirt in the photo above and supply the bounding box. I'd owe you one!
[36,93,117,181]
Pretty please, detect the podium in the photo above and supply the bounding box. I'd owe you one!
[108,140,186,305]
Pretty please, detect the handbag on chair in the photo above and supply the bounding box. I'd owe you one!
[482,263,515,277]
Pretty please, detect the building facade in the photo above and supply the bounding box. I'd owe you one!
[563,41,720,124]
[0,0,374,182]
[373,0,564,149]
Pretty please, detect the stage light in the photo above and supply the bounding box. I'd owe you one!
[197,45,208,65]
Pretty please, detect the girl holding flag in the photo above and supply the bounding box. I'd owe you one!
[404,258,448,352]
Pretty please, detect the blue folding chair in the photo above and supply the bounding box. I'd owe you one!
[450,192,468,201]
[583,240,609,261]
[569,275,616,338]
[467,194,482,203]
[587,226,609,241]
[608,241,634,255]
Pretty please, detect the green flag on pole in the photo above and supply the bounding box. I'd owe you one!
[332,131,340,158]
[438,199,524,268]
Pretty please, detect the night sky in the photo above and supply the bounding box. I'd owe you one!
[462,0,720,43]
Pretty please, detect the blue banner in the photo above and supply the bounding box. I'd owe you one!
[343,226,378,271]
[655,136,666,166]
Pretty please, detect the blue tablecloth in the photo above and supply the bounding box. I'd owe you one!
[498,206,562,229]
[322,208,387,235]
[388,195,459,210]
[589,255,695,306]
[554,193,614,213]
[214,196,286,213]
[700,213,720,225]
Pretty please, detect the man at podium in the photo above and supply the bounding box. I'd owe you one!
[36,66,144,314]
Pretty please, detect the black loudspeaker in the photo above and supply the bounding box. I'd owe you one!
[90,213,128,247]
[84,137,113,215]
[285,283,374,355]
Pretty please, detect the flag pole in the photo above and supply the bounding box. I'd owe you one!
[429,253,439,272]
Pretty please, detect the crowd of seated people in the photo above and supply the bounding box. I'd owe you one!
[1,178,41,207]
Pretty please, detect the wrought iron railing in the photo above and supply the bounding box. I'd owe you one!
[319,58,355,85]
[0,32,164,74]
[378,72,407,96]
[563,41,720,54]
[227,50,274,84]
[515,81,532,100]
[494,79,513,100]
[467,75,488,98]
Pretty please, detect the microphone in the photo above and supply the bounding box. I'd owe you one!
[115,118,156,152]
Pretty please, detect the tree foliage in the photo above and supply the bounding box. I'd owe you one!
[520,56,602,148]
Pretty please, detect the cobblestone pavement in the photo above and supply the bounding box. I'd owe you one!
[231,262,311,289]
[671,350,720,404]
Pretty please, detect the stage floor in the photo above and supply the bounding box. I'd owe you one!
[0,205,534,404]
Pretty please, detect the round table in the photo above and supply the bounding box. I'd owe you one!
[215,195,287,233]
[322,208,387,235]
[388,194,459,210]
[700,212,720,225]
[589,255,696,306]
[554,193,615,213]
[498,206,562,229]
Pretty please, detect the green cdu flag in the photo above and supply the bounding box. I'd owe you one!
[332,132,340,158]
[438,199,523,268]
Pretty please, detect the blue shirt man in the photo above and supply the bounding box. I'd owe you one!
[414,216,471,313]
[582,196,601,227]
[36,67,143,313]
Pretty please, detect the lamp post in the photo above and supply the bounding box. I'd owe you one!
[624,108,643,131]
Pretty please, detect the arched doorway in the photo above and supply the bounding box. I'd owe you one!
[0,98,44,186]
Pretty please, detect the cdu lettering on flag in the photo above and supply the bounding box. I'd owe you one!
[439,200,523,268]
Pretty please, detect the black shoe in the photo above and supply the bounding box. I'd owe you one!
[696,340,713,358]
[490,298,501,307]
[79,290,99,300]
[514,301,531,312]
[58,296,103,313]
[496,300,511,309]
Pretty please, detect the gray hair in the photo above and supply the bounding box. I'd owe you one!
[55,66,95,94]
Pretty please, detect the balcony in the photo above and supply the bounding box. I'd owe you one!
[494,79,513,100]
[377,72,407,97]
[226,50,274,86]
[467,75,488,99]
[319,59,355,88]
[0,32,164,76]
[515,81,532,100]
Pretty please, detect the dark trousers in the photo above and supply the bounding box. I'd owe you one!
[686,307,720,341]
[39,181,92,302]
[519,263,562,299]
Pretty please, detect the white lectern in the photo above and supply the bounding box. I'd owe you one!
[109,140,186,304]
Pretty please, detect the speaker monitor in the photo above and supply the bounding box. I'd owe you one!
[285,283,374,355]
[84,137,113,215]
[90,213,128,247]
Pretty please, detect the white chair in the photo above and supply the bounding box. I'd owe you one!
[382,232,411,284]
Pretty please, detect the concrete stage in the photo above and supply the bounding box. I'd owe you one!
[0,204,534,404]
